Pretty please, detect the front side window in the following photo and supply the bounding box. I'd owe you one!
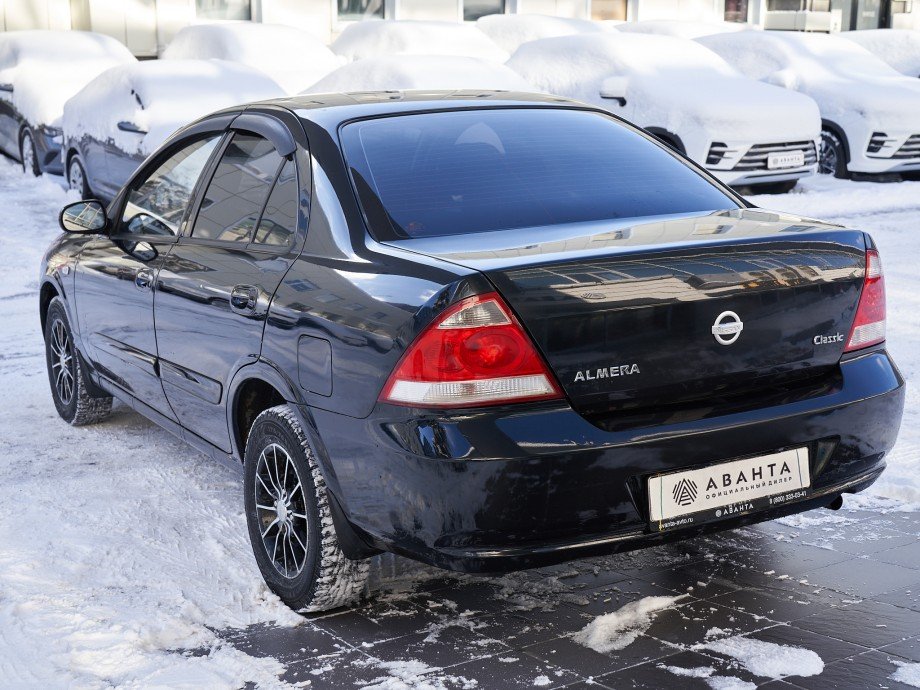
[121,135,221,237]
[342,108,739,240]
[192,133,283,243]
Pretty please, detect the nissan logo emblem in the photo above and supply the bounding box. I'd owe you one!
[711,311,743,345]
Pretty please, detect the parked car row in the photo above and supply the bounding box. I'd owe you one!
[2,21,919,200]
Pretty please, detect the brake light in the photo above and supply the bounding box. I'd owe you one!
[380,292,563,407]
[845,249,886,352]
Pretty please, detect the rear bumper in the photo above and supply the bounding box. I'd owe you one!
[307,349,904,573]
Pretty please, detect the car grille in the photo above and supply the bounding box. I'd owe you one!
[728,141,817,171]
[892,134,920,159]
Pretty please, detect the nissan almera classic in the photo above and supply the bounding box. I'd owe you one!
[41,93,905,612]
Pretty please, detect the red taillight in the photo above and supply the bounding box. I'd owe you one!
[380,292,563,408]
[845,249,886,352]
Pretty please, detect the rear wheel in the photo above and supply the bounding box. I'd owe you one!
[67,155,91,198]
[20,128,39,176]
[243,404,369,612]
[44,297,112,425]
[819,129,849,178]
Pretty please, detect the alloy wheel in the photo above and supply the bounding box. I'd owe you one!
[49,318,75,405]
[254,442,310,579]
[68,159,85,195]
[21,132,35,175]
[818,132,839,176]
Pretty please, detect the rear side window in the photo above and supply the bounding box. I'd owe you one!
[192,133,283,243]
[253,159,297,247]
[341,109,739,240]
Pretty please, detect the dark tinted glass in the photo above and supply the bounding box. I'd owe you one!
[342,109,738,240]
[253,159,297,247]
[193,133,282,243]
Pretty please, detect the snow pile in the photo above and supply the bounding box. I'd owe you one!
[750,176,920,504]
[616,19,760,39]
[841,29,920,78]
[506,33,820,152]
[571,594,688,652]
[891,660,920,688]
[660,664,756,690]
[63,59,285,158]
[305,54,534,94]
[475,13,600,53]
[161,22,345,95]
[700,636,824,679]
[697,31,920,127]
[0,30,135,127]
[332,20,509,63]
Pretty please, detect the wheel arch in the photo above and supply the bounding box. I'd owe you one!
[821,119,850,163]
[39,280,60,333]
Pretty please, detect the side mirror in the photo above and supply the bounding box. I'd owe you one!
[599,76,629,107]
[59,200,107,234]
[117,121,148,134]
[0,83,13,93]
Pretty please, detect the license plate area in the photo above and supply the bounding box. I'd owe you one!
[767,151,806,169]
[647,447,810,532]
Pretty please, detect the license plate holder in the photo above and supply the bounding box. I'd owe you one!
[767,151,806,169]
[647,447,811,532]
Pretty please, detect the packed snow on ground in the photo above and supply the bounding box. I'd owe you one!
[332,20,509,63]
[697,31,920,130]
[659,664,756,690]
[841,29,920,79]
[0,163,918,684]
[699,635,824,679]
[615,19,760,38]
[161,22,345,95]
[571,594,689,652]
[62,59,285,158]
[506,33,819,156]
[305,54,534,93]
[474,13,601,53]
[0,30,136,128]
[892,660,920,688]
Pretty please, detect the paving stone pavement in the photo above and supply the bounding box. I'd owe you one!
[219,502,920,689]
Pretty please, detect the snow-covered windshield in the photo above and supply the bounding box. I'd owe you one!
[342,108,738,240]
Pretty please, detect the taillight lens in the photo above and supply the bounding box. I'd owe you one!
[845,249,886,352]
[380,292,563,408]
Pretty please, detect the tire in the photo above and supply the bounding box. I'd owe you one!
[67,154,91,198]
[243,404,369,613]
[20,128,40,177]
[819,129,849,179]
[44,297,112,426]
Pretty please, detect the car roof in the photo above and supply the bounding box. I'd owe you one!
[248,90,587,132]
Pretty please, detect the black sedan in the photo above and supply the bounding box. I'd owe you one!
[40,92,905,612]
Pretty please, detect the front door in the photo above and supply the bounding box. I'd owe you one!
[74,133,222,418]
[155,129,301,451]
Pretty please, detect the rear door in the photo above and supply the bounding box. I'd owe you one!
[154,116,303,451]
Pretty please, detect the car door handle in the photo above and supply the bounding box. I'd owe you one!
[135,268,154,290]
[230,285,259,313]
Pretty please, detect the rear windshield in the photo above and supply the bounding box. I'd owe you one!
[340,108,739,240]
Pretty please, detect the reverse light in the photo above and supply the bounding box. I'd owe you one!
[380,293,563,408]
[845,249,886,352]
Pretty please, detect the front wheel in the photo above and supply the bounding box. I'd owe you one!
[243,404,369,612]
[20,128,39,176]
[67,155,91,198]
[819,129,849,178]
[44,297,112,425]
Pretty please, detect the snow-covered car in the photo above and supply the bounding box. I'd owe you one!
[0,30,135,176]
[697,31,920,178]
[161,22,345,94]
[331,20,509,63]
[304,55,533,93]
[475,13,602,53]
[61,59,285,201]
[615,19,760,39]
[842,29,920,78]
[507,33,821,192]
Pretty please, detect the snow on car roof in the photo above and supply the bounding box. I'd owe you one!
[63,59,285,157]
[475,13,601,53]
[303,55,535,94]
[161,22,345,95]
[615,19,760,39]
[0,31,136,127]
[331,20,509,63]
[841,29,920,78]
